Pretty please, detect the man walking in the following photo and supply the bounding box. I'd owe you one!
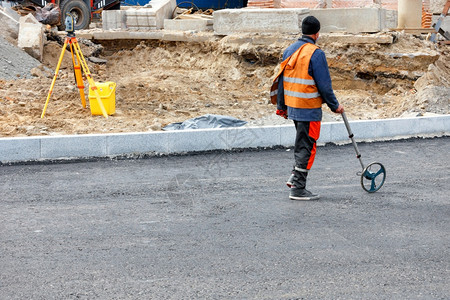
[271,16,344,201]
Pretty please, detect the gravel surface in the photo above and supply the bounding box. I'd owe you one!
[0,137,449,299]
[0,35,40,80]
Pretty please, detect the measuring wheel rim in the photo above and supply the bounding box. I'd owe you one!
[360,162,386,193]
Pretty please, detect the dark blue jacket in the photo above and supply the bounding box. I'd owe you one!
[277,36,340,121]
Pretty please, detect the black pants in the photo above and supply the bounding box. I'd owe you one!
[292,120,321,189]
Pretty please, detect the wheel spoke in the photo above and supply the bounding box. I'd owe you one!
[375,168,384,176]
[370,179,377,191]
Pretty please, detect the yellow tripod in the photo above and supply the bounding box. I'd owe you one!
[41,35,108,119]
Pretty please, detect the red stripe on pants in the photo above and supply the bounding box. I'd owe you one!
[306,121,321,170]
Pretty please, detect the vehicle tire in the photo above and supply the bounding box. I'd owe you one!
[59,0,91,31]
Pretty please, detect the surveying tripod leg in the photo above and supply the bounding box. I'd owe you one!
[73,39,108,118]
[41,38,69,118]
[69,42,86,108]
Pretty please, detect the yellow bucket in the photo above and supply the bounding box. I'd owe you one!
[89,81,116,116]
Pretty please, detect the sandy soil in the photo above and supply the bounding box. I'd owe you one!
[0,32,448,137]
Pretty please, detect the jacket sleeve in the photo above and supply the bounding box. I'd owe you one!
[276,73,287,110]
[309,49,340,112]
[276,50,292,111]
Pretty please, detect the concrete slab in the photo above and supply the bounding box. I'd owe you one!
[18,14,45,61]
[0,137,40,162]
[127,17,158,28]
[384,8,399,29]
[165,128,229,153]
[318,33,394,45]
[101,10,127,30]
[80,29,394,47]
[164,19,210,32]
[89,30,164,40]
[227,126,281,149]
[324,122,349,143]
[147,0,177,29]
[280,124,296,146]
[40,135,107,159]
[107,132,168,155]
[88,30,217,43]
[316,123,331,145]
[213,8,309,35]
[310,8,398,33]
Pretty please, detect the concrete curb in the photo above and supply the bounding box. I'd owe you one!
[0,115,449,163]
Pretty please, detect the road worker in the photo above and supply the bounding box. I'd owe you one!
[271,16,345,200]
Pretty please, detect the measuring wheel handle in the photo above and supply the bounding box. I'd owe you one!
[360,162,386,193]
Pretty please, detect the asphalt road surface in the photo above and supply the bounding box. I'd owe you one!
[1,137,449,299]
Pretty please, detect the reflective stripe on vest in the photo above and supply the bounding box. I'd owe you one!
[283,76,316,85]
[285,90,320,99]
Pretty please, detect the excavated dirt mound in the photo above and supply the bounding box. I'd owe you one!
[0,32,448,137]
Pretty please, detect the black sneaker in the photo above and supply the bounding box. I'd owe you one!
[286,173,295,188]
[289,188,320,201]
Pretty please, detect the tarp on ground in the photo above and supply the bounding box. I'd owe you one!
[163,114,247,130]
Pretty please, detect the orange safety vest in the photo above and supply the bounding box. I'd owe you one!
[271,43,323,109]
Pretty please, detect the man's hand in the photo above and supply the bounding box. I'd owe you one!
[276,109,288,119]
[335,104,344,114]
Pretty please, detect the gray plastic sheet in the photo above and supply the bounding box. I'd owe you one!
[163,114,247,131]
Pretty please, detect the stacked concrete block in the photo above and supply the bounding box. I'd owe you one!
[383,8,399,30]
[0,7,19,45]
[18,14,45,61]
[102,0,176,31]
[310,8,398,33]
[125,8,159,30]
[213,8,310,35]
[102,9,127,30]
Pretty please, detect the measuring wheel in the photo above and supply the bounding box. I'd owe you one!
[342,112,387,193]
[360,162,386,193]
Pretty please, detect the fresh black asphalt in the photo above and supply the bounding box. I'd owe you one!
[0,137,449,299]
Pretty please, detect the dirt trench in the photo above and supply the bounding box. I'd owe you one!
[0,33,448,137]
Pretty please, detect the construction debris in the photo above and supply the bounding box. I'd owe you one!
[0,4,448,137]
[33,3,60,26]
[0,35,40,80]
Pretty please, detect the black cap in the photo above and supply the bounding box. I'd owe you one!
[302,16,321,35]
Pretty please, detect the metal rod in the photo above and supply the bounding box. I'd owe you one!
[342,112,365,170]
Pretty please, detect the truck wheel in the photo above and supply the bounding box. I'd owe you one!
[59,0,91,31]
